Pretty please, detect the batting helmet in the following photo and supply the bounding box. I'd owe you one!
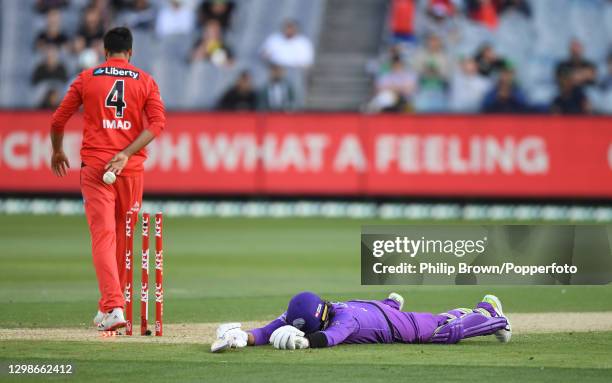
[285,291,330,334]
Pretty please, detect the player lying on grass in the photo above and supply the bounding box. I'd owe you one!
[211,291,511,352]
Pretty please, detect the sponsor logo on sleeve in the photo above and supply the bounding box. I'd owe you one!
[93,66,140,79]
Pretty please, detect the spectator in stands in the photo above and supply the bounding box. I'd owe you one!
[39,88,62,109]
[412,34,451,83]
[412,34,451,112]
[217,71,257,111]
[419,0,459,44]
[551,71,591,115]
[73,6,105,53]
[117,0,156,31]
[466,0,499,30]
[156,0,196,37]
[110,0,130,10]
[474,43,506,77]
[368,44,404,77]
[428,0,455,15]
[368,56,417,113]
[449,57,491,112]
[496,0,531,18]
[31,46,68,85]
[35,0,69,14]
[198,0,234,32]
[593,53,612,114]
[390,0,415,43]
[191,20,233,66]
[556,40,597,89]
[600,53,612,92]
[35,9,69,51]
[261,20,314,69]
[482,66,528,113]
[258,64,295,111]
[89,0,114,27]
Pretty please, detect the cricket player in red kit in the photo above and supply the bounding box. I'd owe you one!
[50,27,165,331]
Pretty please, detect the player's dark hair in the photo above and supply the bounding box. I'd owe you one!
[103,27,133,54]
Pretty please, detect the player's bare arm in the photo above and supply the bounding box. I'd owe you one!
[105,129,156,175]
[49,70,83,178]
[50,132,70,177]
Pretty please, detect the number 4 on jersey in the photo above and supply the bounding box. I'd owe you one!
[105,80,127,118]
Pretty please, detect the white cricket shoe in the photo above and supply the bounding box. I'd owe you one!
[483,294,511,343]
[388,292,404,310]
[93,310,105,326]
[211,338,232,353]
[97,308,127,331]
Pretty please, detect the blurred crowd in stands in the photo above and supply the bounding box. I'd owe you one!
[369,0,612,114]
[28,0,612,114]
[31,0,312,111]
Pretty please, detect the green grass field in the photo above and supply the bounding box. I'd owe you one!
[1,214,611,382]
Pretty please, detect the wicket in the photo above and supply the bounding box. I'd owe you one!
[141,213,150,336]
[125,211,163,336]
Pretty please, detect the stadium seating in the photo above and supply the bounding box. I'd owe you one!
[0,0,609,113]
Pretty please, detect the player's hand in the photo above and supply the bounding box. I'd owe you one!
[270,325,304,346]
[294,335,310,349]
[216,323,248,347]
[51,151,70,177]
[211,323,248,352]
[216,322,242,339]
[225,328,248,348]
[270,325,304,350]
[105,151,129,175]
[210,331,248,353]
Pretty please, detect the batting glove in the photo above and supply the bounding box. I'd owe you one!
[294,335,310,349]
[216,322,248,348]
[270,325,305,350]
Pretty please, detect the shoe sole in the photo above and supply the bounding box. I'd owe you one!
[98,321,127,332]
[495,327,511,343]
[483,294,511,343]
[93,315,104,327]
[211,338,231,353]
[388,293,404,310]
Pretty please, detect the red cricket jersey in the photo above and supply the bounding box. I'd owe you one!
[51,57,165,175]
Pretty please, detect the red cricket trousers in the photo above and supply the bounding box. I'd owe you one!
[80,165,143,312]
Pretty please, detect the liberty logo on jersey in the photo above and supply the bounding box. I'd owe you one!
[93,66,140,79]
